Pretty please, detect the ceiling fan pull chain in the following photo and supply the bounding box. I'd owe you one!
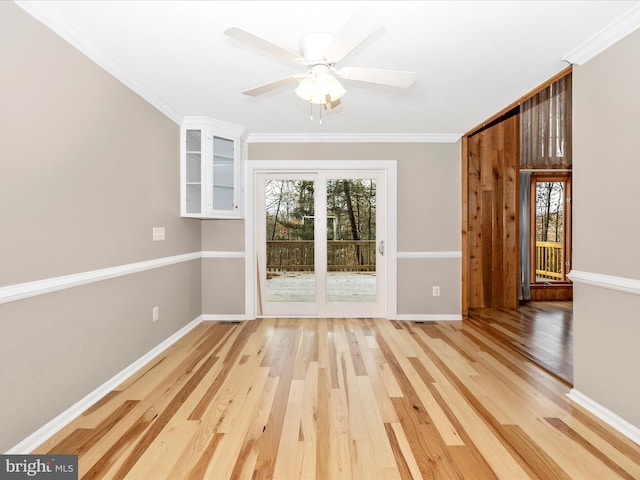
[310,103,313,121]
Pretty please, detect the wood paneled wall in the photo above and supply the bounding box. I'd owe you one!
[464,114,520,310]
[530,284,573,301]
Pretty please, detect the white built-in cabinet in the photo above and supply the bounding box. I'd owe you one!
[180,117,246,218]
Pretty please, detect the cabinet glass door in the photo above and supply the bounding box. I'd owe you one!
[185,129,202,214]
[212,136,235,212]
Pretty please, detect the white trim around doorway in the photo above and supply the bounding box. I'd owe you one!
[245,160,398,319]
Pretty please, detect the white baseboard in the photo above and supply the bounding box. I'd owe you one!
[393,314,462,321]
[201,314,250,322]
[567,389,640,445]
[6,315,204,454]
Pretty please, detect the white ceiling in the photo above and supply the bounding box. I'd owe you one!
[16,1,640,138]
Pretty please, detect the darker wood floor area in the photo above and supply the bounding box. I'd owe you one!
[467,301,573,384]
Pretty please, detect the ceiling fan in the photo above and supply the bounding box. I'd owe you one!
[224,7,416,118]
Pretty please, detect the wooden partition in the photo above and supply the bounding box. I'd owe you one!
[464,114,520,310]
[461,67,573,316]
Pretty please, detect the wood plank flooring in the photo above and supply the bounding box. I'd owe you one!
[34,317,639,479]
[467,301,573,385]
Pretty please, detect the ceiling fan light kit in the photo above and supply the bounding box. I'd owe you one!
[224,6,416,123]
[294,65,347,105]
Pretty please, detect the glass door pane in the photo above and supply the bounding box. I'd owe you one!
[326,178,377,303]
[264,179,316,303]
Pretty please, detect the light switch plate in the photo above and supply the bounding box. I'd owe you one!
[152,227,165,241]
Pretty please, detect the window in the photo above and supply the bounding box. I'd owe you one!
[530,173,571,283]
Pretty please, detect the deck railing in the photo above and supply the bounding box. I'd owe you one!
[535,241,564,280]
[266,240,376,272]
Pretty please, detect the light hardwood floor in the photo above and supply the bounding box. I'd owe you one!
[34,318,640,479]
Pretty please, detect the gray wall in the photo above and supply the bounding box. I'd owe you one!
[0,3,201,451]
[200,220,245,315]
[572,27,640,429]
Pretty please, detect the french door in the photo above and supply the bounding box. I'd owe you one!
[256,170,386,317]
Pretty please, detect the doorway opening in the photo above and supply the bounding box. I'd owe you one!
[528,172,573,300]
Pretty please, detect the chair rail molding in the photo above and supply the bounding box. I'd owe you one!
[0,251,247,305]
[0,252,204,305]
[568,270,640,296]
[397,251,462,259]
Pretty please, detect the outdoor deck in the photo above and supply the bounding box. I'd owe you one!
[265,271,376,303]
[536,241,565,280]
[267,240,376,272]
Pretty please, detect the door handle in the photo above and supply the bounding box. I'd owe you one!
[378,240,385,256]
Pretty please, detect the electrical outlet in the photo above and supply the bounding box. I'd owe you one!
[152,306,159,322]
[432,286,440,297]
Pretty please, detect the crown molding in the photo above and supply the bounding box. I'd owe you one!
[15,0,183,124]
[181,116,247,139]
[563,3,640,65]
[246,133,462,144]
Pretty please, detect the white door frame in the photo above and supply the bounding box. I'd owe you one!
[245,160,397,318]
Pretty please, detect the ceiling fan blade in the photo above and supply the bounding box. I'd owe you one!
[242,75,299,96]
[324,6,384,64]
[337,67,416,89]
[224,27,304,64]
